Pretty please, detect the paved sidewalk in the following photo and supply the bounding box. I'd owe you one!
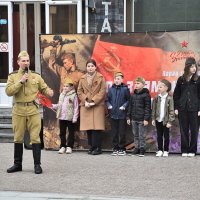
[0,143,200,200]
[0,191,166,200]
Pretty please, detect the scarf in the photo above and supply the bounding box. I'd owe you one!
[86,72,96,86]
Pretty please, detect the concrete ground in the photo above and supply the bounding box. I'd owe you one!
[0,143,200,200]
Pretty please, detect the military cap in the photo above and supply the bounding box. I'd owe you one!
[64,78,74,85]
[135,76,145,84]
[114,71,124,78]
[18,51,29,59]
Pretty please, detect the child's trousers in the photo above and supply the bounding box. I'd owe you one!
[59,120,75,148]
[156,121,169,151]
[111,118,126,150]
[131,120,146,149]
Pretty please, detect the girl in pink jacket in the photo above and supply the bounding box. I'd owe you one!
[52,78,79,154]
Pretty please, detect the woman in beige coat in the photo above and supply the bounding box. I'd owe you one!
[77,59,106,155]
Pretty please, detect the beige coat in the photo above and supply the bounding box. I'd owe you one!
[77,72,106,131]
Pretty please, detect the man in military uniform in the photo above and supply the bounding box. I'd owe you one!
[6,51,54,174]
[48,52,84,92]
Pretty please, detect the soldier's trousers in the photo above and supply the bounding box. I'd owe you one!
[12,113,41,144]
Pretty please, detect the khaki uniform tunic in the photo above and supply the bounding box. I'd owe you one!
[6,68,51,143]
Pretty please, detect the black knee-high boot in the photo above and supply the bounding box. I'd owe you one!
[7,143,23,173]
[32,143,42,174]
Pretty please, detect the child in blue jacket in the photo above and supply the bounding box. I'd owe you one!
[106,72,130,156]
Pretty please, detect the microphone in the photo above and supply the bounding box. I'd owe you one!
[24,67,28,82]
[24,67,28,74]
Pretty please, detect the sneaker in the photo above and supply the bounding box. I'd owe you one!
[156,150,163,157]
[118,150,126,156]
[188,153,195,157]
[92,148,102,155]
[132,148,140,155]
[163,151,169,157]
[66,147,72,154]
[88,147,94,155]
[182,153,188,157]
[58,147,66,154]
[139,148,145,157]
[111,150,118,156]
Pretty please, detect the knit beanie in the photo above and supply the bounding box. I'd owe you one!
[185,57,196,67]
[160,79,171,92]
[135,76,145,84]
[114,71,124,78]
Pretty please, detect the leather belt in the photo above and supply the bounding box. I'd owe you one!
[15,102,35,106]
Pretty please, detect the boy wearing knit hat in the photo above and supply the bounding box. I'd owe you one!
[106,71,130,156]
[127,76,151,157]
[152,79,175,157]
[52,78,79,154]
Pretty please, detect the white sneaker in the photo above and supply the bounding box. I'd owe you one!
[66,147,72,154]
[111,150,118,156]
[188,153,195,157]
[182,153,188,157]
[163,151,169,157]
[58,147,66,154]
[118,150,126,156]
[156,150,163,157]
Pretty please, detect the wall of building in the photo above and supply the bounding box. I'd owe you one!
[134,0,200,32]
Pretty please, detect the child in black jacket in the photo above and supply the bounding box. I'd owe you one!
[106,72,130,156]
[127,77,151,157]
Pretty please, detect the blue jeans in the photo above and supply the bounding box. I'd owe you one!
[131,121,146,149]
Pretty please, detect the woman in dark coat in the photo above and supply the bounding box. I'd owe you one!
[173,57,200,157]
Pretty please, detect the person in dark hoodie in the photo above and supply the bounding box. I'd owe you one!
[173,57,200,157]
[127,77,151,157]
[106,72,130,156]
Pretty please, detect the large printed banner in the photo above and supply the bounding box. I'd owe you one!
[40,31,200,152]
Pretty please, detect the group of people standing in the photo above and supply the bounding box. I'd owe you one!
[6,50,200,174]
[54,56,200,159]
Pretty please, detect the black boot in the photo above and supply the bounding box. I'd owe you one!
[7,143,23,173]
[132,148,140,155]
[32,143,43,174]
[88,147,95,155]
[92,147,102,155]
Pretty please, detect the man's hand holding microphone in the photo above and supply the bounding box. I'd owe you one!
[20,67,29,84]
